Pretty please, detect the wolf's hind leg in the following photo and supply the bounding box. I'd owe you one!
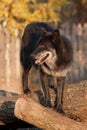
[22,65,32,94]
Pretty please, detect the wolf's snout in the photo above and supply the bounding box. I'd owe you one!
[30,51,50,65]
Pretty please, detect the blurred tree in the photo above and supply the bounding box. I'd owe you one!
[60,0,87,24]
[72,0,87,24]
[0,0,67,35]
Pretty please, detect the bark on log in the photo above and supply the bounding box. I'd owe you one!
[0,80,87,129]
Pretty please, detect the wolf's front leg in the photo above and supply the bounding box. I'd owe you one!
[54,77,66,113]
[39,70,52,108]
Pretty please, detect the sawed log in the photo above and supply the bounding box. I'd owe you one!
[0,80,87,130]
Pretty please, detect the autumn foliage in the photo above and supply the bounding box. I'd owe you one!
[0,0,67,35]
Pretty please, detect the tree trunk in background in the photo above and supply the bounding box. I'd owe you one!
[0,26,23,94]
[60,23,87,83]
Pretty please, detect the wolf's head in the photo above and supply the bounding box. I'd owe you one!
[31,28,60,65]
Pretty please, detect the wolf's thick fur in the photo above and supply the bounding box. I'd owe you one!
[20,22,73,113]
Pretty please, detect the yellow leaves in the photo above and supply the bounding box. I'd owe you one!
[81,0,87,5]
[12,1,28,19]
[2,0,12,4]
[0,0,67,35]
[29,2,59,24]
[50,0,64,5]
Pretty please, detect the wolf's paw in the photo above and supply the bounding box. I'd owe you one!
[56,108,65,114]
[54,104,65,114]
[45,100,52,108]
[24,88,31,95]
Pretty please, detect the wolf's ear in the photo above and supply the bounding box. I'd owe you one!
[41,27,47,36]
[51,29,60,43]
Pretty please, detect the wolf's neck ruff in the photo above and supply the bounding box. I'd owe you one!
[41,62,69,77]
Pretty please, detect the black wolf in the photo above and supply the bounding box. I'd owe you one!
[20,22,73,113]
